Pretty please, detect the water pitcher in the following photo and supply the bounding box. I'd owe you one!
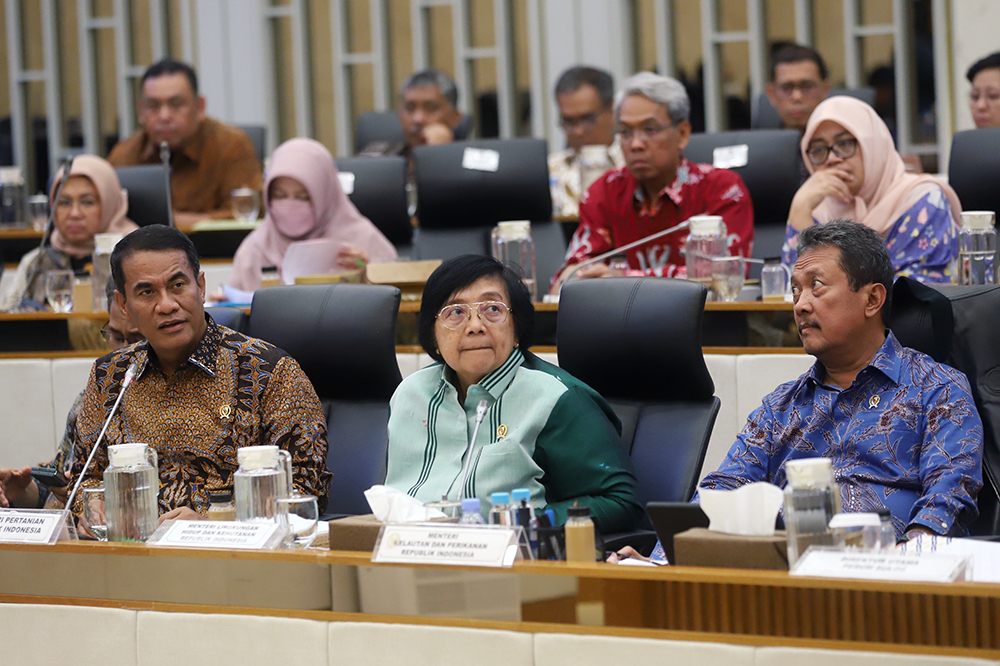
[491,221,537,300]
[104,443,159,542]
[234,445,293,522]
[684,215,727,283]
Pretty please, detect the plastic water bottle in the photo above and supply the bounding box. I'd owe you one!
[959,211,997,285]
[458,497,486,524]
[489,492,512,525]
[511,488,537,556]
[491,221,537,300]
[684,215,728,284]
[784,458,841,566]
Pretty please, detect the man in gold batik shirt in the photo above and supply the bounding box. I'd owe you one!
[70,226,330,521]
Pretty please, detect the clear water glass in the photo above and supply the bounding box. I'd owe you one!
[82,486,108,541]
[710,256,745,302]
[231,187,260,222]
[277,494,319,549]
[45,269,74,312]
[29,194,48,232]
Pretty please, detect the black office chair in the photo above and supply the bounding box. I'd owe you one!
[684,129,801,273]
[247,283,402,518]
[334,155,412,248]
[949,128,1000,215]
[115,165,171,227]
[206,306,248,333]
[751,87,878,130]
[236,125,266,165]
[354,111,472,154]
[889,277,1000,537]
[557,277,720,552]
[412,137,564,290]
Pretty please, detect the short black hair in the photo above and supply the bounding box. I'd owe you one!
[797,220,893,324]
[142,58,199,96]
[770,43,828,82]
[400,69,458,108]
[555,66,615,108]
[419,255,534,364]
[111,226,200,298]
[967,52,1000,83]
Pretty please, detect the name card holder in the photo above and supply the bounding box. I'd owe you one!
[0,508,73,544]
[147,520,284,550]
[372,523,527,568]
[461,147,500,172]
[790,546,971,583]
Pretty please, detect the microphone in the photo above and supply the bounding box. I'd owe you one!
[159,141,175,228]
[454,399,489,502]
[65,359,141,513]
[558,220,692,289]
[22,156,74,307]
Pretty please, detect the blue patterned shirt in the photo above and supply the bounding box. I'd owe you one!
[782,188,959,283]
[702,332,983,538]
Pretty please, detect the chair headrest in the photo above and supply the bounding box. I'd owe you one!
[949,128,1000,213]
[247,283,402,400]
[413,138,552,228]
[889,277,954,363]
[557,277,715,401]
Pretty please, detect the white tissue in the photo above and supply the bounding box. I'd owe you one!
[700,483,784,536]
[364,485,447,523]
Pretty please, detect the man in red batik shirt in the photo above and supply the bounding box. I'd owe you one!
[551,72,754,293]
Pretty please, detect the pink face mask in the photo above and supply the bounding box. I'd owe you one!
[269,199,315,238]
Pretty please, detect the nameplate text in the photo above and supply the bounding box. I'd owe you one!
[373,523,519,567]
[150,520,281,550]
[790,546,970,583]
[0,509,69,544]
[712,144,749,169]
[462,147,500,172]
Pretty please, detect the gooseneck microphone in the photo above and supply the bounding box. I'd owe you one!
[454,399,489,502]
[65,359,141,513]
[22,156,75,305]
[159,141,175,228]
[559,220,693,289]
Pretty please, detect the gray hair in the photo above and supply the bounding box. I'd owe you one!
[400,69,459,108]
[613,72,690,125]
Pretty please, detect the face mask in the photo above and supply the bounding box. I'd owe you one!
[269,199,315,238]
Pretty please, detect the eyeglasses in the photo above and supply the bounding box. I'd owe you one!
[806,137,859,165]
[436,301,511,330]
[560,112,601,131]
[100,326,144,348]
[773,80,823,99]
[616,123,672,143]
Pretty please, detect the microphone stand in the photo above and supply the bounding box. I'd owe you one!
[160,141,175,228]
[21,156,74,307]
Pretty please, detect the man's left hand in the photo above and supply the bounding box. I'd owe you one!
[158,506,204,525]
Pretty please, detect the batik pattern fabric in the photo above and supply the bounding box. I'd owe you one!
[70,315,331,516]
[782,188,959,283]
[701,332,982,537]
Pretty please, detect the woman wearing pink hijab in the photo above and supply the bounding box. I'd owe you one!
[782,96,961,283]
[0,155,138,311]
[228,138,397,292]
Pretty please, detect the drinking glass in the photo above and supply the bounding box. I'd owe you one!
[231,187,260,222]
[83,486,108,541]
[45,270,74,312]
[710,256,745,302]
[277,494,319,548]
[29,194,48,232]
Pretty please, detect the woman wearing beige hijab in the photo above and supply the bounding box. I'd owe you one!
[783,96,961,283]
[0,155,139,310]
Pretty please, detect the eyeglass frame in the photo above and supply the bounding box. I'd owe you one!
[100,325,144,348]
[772,80,824,99]
[615,120,676,143]
[435,300,512,330]
[805,136,859,166]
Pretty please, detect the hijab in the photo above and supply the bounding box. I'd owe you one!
[229,138,397,291]
[48,155,138,258]
[802,96,961,236]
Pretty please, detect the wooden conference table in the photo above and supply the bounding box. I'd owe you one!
[0,540,996,659]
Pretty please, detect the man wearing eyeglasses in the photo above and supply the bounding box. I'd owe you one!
[548,67,624,219]
[552,72,754,291]
[765,44,830,133]
[0,279,143,511]
[107,58,264,230]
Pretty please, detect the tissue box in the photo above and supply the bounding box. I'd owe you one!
[328,514,385,552]
[673,528,789,570]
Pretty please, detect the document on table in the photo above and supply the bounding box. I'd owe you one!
[898,536,1000,583]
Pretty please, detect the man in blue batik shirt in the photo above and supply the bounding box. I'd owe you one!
[704,219,982,540]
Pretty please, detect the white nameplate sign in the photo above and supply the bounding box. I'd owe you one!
[373,523,520,567]
[461,147,500,172]
[149,520,281,550]
[337,171,355,194]
[712,144,749,169]
[0,509,70,544]
[790,546,970,583]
